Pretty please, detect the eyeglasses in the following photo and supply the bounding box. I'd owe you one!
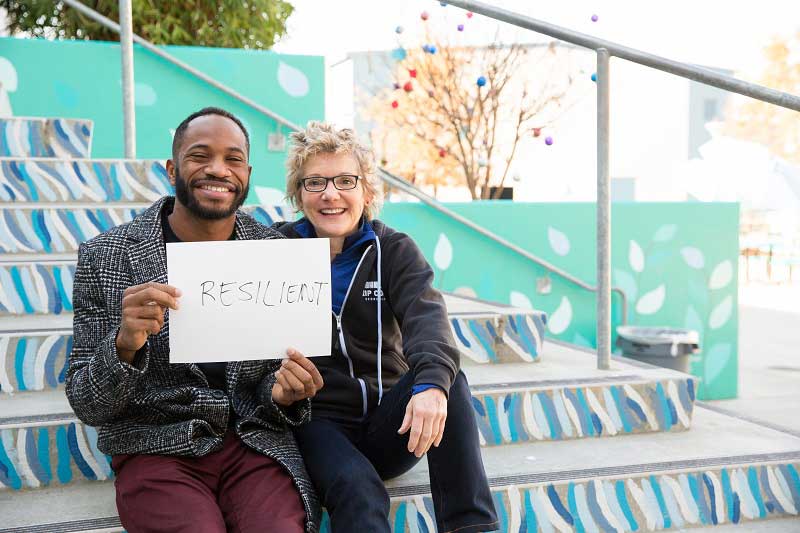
[301,175,360,192]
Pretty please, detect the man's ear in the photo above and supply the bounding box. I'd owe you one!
[165,159,176,187]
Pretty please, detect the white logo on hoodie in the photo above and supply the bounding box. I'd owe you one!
[362,281,385,301]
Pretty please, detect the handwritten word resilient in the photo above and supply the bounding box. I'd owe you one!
[200,280,329,307]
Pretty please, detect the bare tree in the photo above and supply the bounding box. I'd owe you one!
[364,33,582,200]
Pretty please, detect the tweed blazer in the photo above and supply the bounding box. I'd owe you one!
[65,196,320,532]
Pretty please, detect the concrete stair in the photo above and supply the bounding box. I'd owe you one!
[2,115,797,531]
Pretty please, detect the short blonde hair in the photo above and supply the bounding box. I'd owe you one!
[286,121,383,220]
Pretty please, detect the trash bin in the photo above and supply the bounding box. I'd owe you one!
[616,326,699,373]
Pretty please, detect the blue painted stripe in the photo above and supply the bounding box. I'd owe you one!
[537,392,563,440]
[11,266,34,313]
[748,466,767,518]
[702,473,719,525]
[393,502,407,533]
[649,475,672,529]
[484,396,503,446]
[37,427,52,485]
[25,428,48,484]
[53,265,70,313]
[780,464,800,508]
[575,389,597,436]
[759,466,784,515]
[451,319,471,348]
[721,469,735,523]
[564,389,590,435]
[690,473,710,524]
[0,432,22,489]
[655,383,673,429]
[468,320,496,362]
[45,336,66,389]
[524,489,538,532]
[586,480,616,533]
[567,483,585,533]
[492,492,508,533]
[610,386,633,433]
[546,484,574,525]
[67,423,96,480]
[14,339,27,391]
[615,480,639,531]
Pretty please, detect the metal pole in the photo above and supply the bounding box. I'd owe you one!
[596,49,611,370]
[119,0,136,158]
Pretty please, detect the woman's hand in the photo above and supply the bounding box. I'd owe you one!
[271,348,324,406]
[398,388,448,457]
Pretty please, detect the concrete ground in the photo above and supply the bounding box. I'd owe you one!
[708,282,800,433]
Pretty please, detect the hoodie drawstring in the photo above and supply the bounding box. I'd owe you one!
[375,233,384,405]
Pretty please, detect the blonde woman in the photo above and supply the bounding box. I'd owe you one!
[272,122,497,533]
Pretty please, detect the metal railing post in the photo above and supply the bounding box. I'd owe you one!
[596,49,611,370]
[119,0,136,158]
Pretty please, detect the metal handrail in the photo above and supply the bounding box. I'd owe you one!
[61,0,627,324]
[444,0,800,370]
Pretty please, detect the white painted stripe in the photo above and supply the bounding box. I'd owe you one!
[74,210,101,240]
[30,265,49,313]
[668,380,691,428]
[623,384,658,430]
[0,213,35,252]
[525,314,543,353]
[574,484,600,533]
[531,487,555,533]
[412,496,435,533]
[551,390,574,438]
[28,161,71,200]
[678,474,702,525]
[504,332,533,362]
[585,388,617,436]
[602,387,624,433]
[0,280,17,316]
[74,423,107,481]
[33,334,59,391]
[522,392,544,440]
[592,480,624,532]
[42,211,66,253]
[627,478,657,530]
[507,485,522,533]
[122,163,161,202]
[530,393,552,441]
[663,474,698,524]
[770,466,798,515]
[107,208,124,228]
[560,389,584,438]
[601,480,630,533]
[0,336,14,394]
[49,208,78,250]
[537,486,572,533]
[451,322,485,364]
[706,471,726,524]
[16,429,41,488]
[733,468,758,520]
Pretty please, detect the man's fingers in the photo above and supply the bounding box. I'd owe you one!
[124,287,180,310]
[124,282,182,298]
[433,416,447,447]
[129,318,163,336]
[416,418,435,457]
[277,367,306,396]
[285,349,324,389]
[281,360,317,392]
[407,415,424,455]
[129,304,166,321]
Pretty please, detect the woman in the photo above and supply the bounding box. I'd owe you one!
[272,122,498,533]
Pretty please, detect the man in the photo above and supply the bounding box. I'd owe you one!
[66,107,323,533]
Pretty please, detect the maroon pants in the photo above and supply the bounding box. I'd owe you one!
[112,434,306,533]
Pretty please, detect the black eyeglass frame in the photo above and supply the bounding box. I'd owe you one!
[300,175,361,192]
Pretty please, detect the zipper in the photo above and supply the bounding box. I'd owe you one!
[334,245,373,415]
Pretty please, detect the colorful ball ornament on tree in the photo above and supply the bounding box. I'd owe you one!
[403,81,413,92]
[428,90,435,97]
[395,25,404,34]
[439,149,447,158]
[422,44,431,53]
[477,76,487,87]
[409,69,417,78]
[591,14,599,22]
[393,82,401,90]
[533,127,542,138]
[545,136,554,146]
[466,11,473,18]
[421,11,429,21]
[457,24,464,31]
[391,100,399,109]
[591,72,597,82]
[428,45,437,54]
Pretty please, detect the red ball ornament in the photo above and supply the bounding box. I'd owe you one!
[403,81,413,92]
[439,149,446,158]
[391,100,399,109]
[421,11,429,20]
[409,69,417,78]
[533,127,542,138]
[466,11,473,18]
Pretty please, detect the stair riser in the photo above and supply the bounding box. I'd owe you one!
[0,332,70,394]
[0,160,167,203]
[374,463,800,533]
[0,206,291,258]
[473,378,695,446]
[0,119,92,159]
[451,313,546,364]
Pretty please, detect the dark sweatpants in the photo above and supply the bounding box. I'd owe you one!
[294,370,498,533]
[111,433,306,533]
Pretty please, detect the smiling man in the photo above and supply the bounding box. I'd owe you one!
[66,108,322,533]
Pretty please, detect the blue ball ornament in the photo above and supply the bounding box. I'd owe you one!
[428,45,437,54]
[591,72,597,82]
[395,25,404,34]
[422,44,431,53]
[477,76,487,87]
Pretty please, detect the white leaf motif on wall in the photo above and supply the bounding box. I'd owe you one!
[709,260,733,290]
[135,82,157,106]
[653,224,677,242]
[509,291,533,310]
[628,240,644,273]
[548,296,572,335]
[709,295,733,329]
[433,233,453,271]
[277,61,310,98]
[255,186,285,206]
[635,284,666,315]
[681,247,705,269]
[547,227,570,256]
[704,343,733,385]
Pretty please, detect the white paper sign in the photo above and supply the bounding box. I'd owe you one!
[167,239,331,363]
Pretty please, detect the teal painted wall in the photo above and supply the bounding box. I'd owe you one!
[0,37,324,200]
[380,202,740,400]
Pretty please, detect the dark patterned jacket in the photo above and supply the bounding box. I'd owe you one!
[65,196,320,532]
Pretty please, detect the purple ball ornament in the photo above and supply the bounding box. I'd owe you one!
[545,136,554,146]
[393,82,401,90]
[477,76,487,87]
[457,24,464,31]
[591,14,598,22]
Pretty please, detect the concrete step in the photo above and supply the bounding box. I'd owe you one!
[2,408,798,532]
[0,205,293,256]
[0,118,92,159]
[0,159,167,203]
[0,343,695,491]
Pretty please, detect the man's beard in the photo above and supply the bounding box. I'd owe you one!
[173,164,249,220]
